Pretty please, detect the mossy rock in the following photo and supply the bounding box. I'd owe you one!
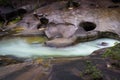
[24,36,48,44]
[8,17,21,25]
[0,56,23,66]
[0,22,3,27]
[81,61,103,80]
[103,43,120,60]
[12,26,25,33]
[100,31,120,40]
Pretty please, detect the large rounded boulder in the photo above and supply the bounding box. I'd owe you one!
[45,23,78,39]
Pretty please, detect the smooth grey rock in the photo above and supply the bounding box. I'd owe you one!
[45,38,76,47]
[45,23,77,39]
[100,42,108,46]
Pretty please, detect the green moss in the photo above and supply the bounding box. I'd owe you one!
[90,67,103,80]
[9,17,21,24]
[0,22,3,27]
[103,43,120,60]
[82,61,103,80]
[100,31,119,40]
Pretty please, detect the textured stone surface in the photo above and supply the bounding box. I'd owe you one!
[0,56,23,66]
[0,0,120,80]
[5,0,120,37]
[45,23,77,38]
[0,49,120,80]
[2,0,119,46]
[35,1,120,35]
[45,38,76,47]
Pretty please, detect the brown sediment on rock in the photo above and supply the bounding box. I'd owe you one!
[75,31,120,43]
[0,56,24,67]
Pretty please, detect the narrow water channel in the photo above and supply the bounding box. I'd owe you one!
[0,38,119,58]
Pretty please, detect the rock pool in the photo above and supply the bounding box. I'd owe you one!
[0,38,119,58]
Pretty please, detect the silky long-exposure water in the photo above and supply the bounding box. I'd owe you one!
[0,38,119,58]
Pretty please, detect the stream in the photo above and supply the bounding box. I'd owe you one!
[0,38,119,58]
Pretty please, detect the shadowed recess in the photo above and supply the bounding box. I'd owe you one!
[79,22,96,31]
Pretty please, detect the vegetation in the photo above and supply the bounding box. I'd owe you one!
[66,0,80,9]
[0,21,4,31]
[81,61,103,80]
[103,43,120,69]
[100,31,119,40]
[8,17,21,25]
[103,43,120,60]
[0,21,3,27]
[0,0,10,6]
[0,56,23,66]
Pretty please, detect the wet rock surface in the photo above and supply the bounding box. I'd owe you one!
[0,0,120,80]
[0,48,120,80]
[45,38,76,47]
[99,42,108,46]
[1,0,119,46]
[1,0,119,40]
[0,56,24,66]
[1,0,119,37]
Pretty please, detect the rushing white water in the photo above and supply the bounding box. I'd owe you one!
[0,38,119,58]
